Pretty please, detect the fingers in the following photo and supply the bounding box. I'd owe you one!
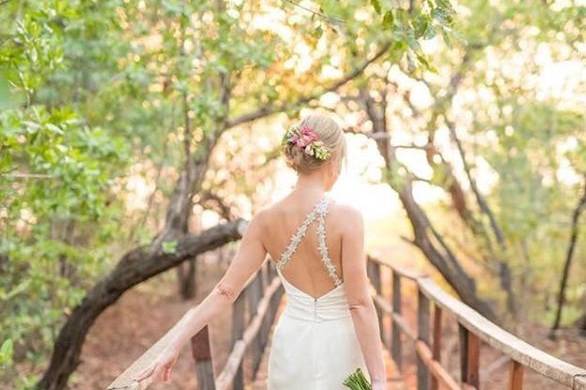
[163,359,176,382]
[135,365,155,382]
[134,353,177,384]
[135,363,165,384]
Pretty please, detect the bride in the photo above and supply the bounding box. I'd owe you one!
[135,113,388,389]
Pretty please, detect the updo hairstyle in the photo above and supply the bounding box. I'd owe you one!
[282,113,346,174]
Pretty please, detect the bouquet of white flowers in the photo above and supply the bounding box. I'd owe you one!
[343,368,371,390]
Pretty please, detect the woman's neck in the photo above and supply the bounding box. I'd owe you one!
[292,173,326,195]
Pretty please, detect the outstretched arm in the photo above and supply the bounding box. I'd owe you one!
[341,206,387,389]
[136,211,268,384]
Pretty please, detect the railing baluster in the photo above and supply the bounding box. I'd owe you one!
[459,323,480,388]
[431,305,442,390]
[259,284,270,350]
[508,360,524,390]
[247,273,264,376]
[191,326,216,390]
[260,259,269,290]
[232,292,246,390]
[417,287,430,390]
[371,261,384,341]
[391,270,402,370]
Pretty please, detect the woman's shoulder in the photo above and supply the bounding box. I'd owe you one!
[328,197,363,218]
[327,198,364,232]
[249,197,285,227]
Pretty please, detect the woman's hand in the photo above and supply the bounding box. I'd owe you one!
[134,345,180,385]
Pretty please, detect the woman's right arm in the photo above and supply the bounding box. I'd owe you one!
[134,209,268,384]
[340,205,387,389]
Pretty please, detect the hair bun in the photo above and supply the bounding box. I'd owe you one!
[281,113,346,174]
[283,141,319,172]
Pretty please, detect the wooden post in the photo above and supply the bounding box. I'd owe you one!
[391,270,402,370]
[260,283,271,349]
[267,259,276,280]
[247,274,264,376]
[417,287,430,390]
[459,324,480,388]
[371,262,384,342]
[270,281,280,321]
[260,260,269,290]
[231,293,246,390]
[191,326,216,390]
[430,306,442,390]
[508,360,524,390]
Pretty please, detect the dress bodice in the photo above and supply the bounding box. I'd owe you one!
[277,268,352,322]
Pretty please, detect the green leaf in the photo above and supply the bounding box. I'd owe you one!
[0,339,14,365]
[371,0,381,14]
[382,11,394,29]
[162,240,178,254]
[311,25,324,39]
[46,123,64,135]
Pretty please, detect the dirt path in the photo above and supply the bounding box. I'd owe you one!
[73,255,233,390]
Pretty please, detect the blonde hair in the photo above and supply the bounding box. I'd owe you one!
[282,113,346,174]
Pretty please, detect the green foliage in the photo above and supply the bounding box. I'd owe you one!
[446,0,586,319]
[0,1,132,384]
[473,100,585,317]
[0,1,301,384]
[0,339,14,366]
[162,240,178,254]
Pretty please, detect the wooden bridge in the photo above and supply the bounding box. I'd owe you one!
[108,256,586,390]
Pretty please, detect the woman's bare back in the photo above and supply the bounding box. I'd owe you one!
[258,191,346,299]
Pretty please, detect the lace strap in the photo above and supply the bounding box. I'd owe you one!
[275,196,328,270]
[316,199,343,287]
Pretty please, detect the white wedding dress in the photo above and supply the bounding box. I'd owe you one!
[267,196,370,390]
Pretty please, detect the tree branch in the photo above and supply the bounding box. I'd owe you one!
[39,219,247,389]
[447,119,507,248]
[550,176,586,336]
[224,42,391,129]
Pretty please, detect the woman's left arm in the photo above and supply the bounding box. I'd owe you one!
[135,210,268,383]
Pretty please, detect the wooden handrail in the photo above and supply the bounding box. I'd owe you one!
[366,256,586,390]
[107,259,283,390]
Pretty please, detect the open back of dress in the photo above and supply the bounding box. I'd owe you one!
[273,195,343,297]
[267,195,369,389]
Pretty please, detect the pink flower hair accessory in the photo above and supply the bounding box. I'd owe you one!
[282,123,331,161]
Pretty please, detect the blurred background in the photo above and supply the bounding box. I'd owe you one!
[0,0,584,389]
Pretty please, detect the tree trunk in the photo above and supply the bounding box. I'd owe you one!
[576,290,586,338]
[447,121,518,316]
[396,179,497,321]
[550,179,586,337]
[358,89,497,321]
[38,219,246,390]
[177,257,198,300]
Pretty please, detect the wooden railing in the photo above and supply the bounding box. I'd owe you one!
[107,260,283,390]
[108,253,585,390]
[366,256,586,390]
